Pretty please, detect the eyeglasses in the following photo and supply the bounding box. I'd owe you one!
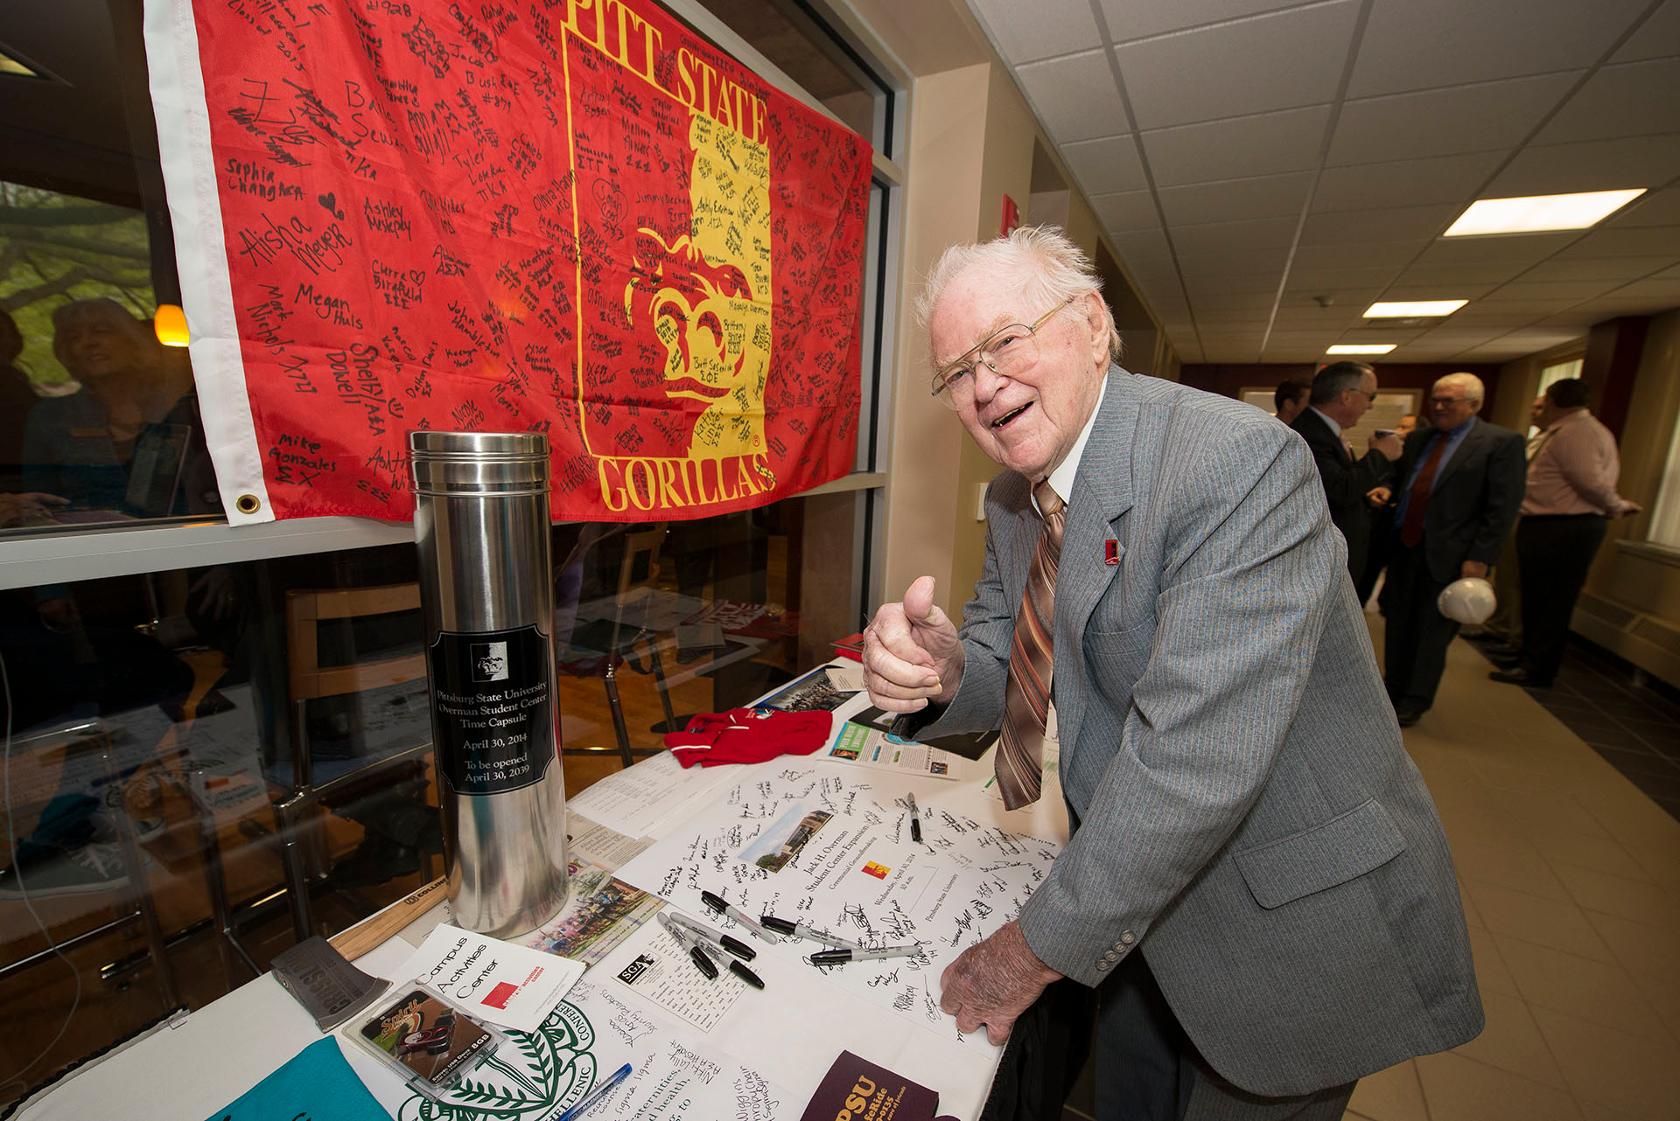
[1431,395,1468,407]
[930,297,1076,409]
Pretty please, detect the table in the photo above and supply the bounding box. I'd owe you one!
[14,663,1069,1121]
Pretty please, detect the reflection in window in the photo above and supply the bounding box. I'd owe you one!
[1,184,214,528]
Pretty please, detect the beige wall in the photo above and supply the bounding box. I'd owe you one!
[879,63,992,613]
[857,1,1175,616]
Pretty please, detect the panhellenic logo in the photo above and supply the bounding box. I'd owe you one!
[471,642,509,683]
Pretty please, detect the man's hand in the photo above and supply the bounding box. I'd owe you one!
[1461,560,1489,580]
[1616,500,1643,519]
[939,921,1062,1045]
[1366,485,1392,508]
[1371,432,1403,461]
[863,576,964,713]
[0,492,69,527]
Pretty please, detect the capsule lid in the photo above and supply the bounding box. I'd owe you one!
[409,431,550,496]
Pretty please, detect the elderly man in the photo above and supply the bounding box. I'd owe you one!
[864,228,1480,1120]
[1291,362,1402,583]
[1490,378,1640,689]
[1376,373,1525,725]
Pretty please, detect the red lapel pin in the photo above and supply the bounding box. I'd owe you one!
[1104,539,1120,565]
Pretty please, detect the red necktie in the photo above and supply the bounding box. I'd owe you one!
[1400,436,1448,548]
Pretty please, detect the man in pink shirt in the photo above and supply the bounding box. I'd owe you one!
[1490,379,1641,689]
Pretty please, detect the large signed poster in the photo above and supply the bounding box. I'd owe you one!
[145,0,872,524]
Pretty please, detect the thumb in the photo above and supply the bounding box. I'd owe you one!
[903,575,939,624]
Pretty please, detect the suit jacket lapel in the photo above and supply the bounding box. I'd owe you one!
[1431,417,1482,491]
[1053,369,1138,755]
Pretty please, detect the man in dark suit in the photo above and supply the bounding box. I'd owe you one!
[1291,362,1402,584]
[1273,378,1309,425]
[862,228,1481,1120]
[1377,373,1525,726]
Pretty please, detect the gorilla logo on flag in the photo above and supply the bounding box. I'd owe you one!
[624,114,773,479]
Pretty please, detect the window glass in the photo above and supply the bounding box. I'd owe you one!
[690,0,891,151]
[0,491,861,1099]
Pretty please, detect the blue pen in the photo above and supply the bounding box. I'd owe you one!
[557,1062,633,1121]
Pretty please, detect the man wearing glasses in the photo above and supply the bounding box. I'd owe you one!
[863,228,1480,1120]
[1376,373,1525,726]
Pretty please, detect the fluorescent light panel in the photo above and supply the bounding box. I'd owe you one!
[1444,189,1646,237]
[1363,300,1467,318]
[1326,343,1396,355]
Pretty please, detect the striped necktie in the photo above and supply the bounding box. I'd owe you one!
[995,480,1065,810]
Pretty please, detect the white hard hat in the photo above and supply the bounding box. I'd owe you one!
[1438,577,1497,625]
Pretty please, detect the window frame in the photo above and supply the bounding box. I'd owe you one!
[2,0,909,610]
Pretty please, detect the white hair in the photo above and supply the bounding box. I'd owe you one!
[916,225,1123,365]
[1437,371,1486,405]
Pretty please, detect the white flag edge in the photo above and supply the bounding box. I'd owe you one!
[142,0,273,525]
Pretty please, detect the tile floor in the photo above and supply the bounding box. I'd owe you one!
[1483,637,1680,823]
[1061,625,1680,1121]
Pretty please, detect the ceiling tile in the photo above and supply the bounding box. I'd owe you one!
[1298,204,1459,245]
[1555,225,1680,258]
[1517,256,1675,282]
[1063,135,1148,193]
[1327,72,1580,166]
[1607,186,1680,229]
[1463,298,1580,314]
[971,0,1104,65]
[1285,265,1407,289]
[1097,0,1314,44]
[1292,241,1428,269]
[1533,310,1607,328]
[1115,1,1358,130]
[1412,233,1577,266]
[1174,244,1294,274]
[1110,226,1174,261]
[1016,50,1128,143]
[1170,216,1300,254]
[1185,274,1285,295]
[1535,57,1680,144]
[1093,189,1161,231]
[1602,277,1680,302]
[1157,171,1314,225]
[1486,134,1680,197]
[1484,279,1619,301]
[1191,291,1277,312]
[1312,151,1507,212]
[1393,262,1534,285]
[1348,0,1649,98]
[1142,105,1331,187]
[1436,310,1546,327]
[1612,0,1680,63]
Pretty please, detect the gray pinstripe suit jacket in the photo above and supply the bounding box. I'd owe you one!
[918,369,1483,1096]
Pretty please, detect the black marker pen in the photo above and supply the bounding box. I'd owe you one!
[808,944,924,966]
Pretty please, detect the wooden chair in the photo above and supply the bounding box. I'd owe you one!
[271,582,435,941]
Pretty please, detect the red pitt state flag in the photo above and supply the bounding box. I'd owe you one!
[149,0,871,523]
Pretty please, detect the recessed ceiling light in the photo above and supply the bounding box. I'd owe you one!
[1364,300,1467,318]
[1326,343,1396,355]
[1443,190,1646,237]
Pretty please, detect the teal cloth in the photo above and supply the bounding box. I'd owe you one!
[206,1037,390,1121]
